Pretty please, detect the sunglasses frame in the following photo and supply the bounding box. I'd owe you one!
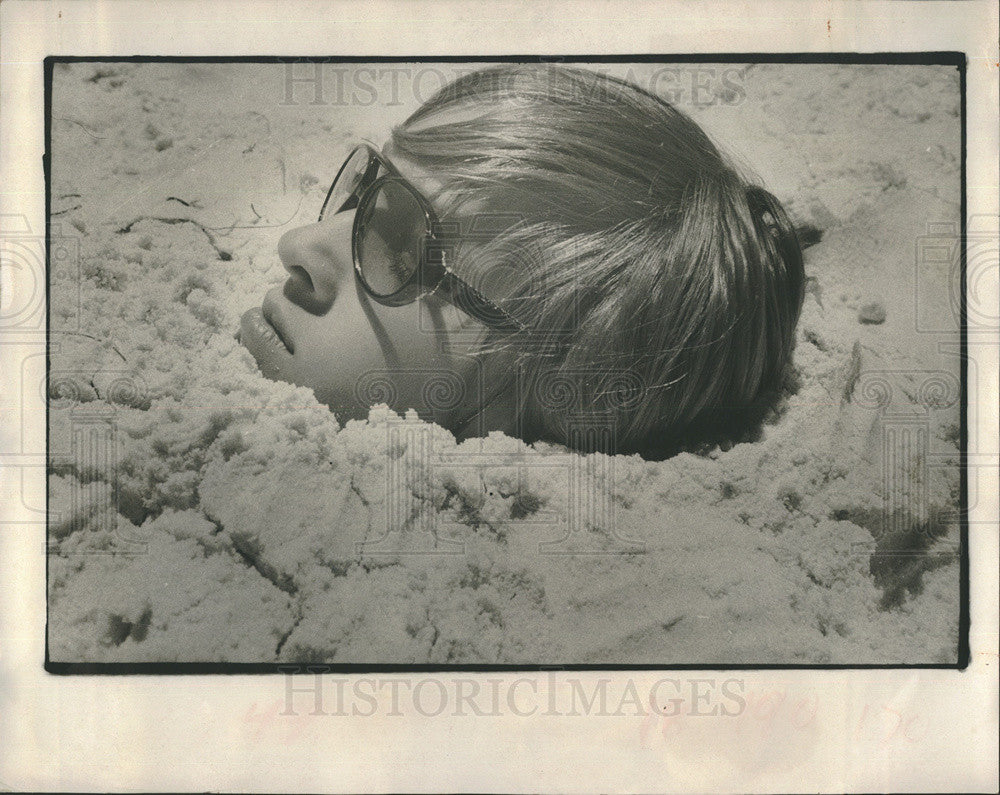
[318,143,525,333]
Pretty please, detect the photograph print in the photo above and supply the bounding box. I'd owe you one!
[45,57,966,668]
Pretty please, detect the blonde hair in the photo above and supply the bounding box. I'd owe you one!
[392,64,804,457]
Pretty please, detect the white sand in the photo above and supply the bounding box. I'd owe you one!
[47,62,961,663]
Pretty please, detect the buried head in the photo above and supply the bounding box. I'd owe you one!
[242,64,805,456]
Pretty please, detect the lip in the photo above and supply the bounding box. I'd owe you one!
[239,295,294,376]
[261,290,295,354]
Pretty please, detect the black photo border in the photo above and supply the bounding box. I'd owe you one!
[44,52,970,675]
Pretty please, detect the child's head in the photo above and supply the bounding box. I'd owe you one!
[241,64,805,457]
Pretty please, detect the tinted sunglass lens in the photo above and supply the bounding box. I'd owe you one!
[321,147,371,219]
[356,181,426,296]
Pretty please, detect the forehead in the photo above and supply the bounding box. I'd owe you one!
[379,124,486,220]
[379,140,445,203]
[382,105,492,215]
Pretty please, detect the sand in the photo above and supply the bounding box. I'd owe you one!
[47,62,962,664]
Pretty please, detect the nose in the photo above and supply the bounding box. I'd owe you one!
[277,213,352,314]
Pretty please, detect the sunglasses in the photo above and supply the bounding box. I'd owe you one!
[318,143,524,334]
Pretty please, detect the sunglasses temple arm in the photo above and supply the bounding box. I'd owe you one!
[437,271,526,334]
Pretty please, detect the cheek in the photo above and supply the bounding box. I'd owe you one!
[365,301,452,402]
[370,297,483,428]
[291,338,382,417]
[288,300,446,418]
[284,303,387,415]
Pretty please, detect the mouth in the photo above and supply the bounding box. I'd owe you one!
[261,292,295,354]
[239,290,295,372]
